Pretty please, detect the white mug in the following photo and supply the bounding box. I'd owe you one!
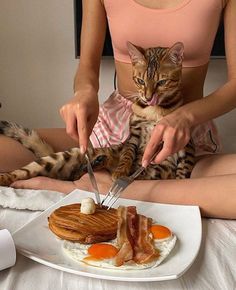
[0,229,16,271]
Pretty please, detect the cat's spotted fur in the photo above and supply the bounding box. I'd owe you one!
[0,42,195,186]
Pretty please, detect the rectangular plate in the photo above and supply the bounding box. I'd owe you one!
[13,189,202,282]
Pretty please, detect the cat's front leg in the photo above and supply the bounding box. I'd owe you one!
[111,138,139,181]
[175,143,195,179]
[0,148,85,186]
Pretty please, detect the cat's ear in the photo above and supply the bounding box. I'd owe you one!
[127,42,146,64]
[167,42,184,65]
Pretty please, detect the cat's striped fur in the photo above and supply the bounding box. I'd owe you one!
[0,42,195,186]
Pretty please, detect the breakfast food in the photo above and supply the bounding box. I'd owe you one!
[48,200,177,269]
[48,203,118,244]
[61,205,177,270]
[80,197,96,214]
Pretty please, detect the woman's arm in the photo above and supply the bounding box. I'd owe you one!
[176,0,236,126]
[60,0,107,151]
[143,0,236,166]
[74,0,107,94]
[178,0,236,126]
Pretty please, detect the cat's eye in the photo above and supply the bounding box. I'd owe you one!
[158,79,167,86]
[136,78,145,85]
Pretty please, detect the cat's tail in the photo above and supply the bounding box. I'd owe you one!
[0,120,54,158]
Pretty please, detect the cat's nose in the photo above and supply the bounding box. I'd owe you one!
[145,92,153,101]
[145,93,158,101]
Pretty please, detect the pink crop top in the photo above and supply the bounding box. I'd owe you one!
[103,0,224,67]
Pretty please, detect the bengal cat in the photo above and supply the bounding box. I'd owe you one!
[0,41,195,187]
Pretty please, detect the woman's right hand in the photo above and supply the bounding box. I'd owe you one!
[60,89,99,153]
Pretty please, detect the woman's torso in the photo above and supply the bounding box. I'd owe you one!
[103,0,224,103]
[115,61,208,104]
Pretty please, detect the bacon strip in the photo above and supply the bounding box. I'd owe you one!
[133,214,158,264]
[115,206,158,266]
[114,206,136,266]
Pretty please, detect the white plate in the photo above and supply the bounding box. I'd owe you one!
[12,189,202,282]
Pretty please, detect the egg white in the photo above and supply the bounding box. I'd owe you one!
[62,234,177,270]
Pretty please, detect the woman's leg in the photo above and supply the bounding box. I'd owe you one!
[0,135,36,172]
[74,154,236,219]
[118,154,236,219]
[191,154,236,177]
[0,128,77,172]
[8,149,236,219]
[35,128,78,152]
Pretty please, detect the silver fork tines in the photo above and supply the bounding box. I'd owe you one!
[101,184,124,210]
[102,141,164,210]
[102,167,145,210]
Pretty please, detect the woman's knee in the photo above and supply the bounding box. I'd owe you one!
[36,128,78,152]
[0,128,77,172]
[0,135,35,172]
[191,153,236,178]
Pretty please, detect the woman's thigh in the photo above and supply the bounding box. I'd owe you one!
[0,128,77,172]
[191,153,236,178]
[36,128,78,152]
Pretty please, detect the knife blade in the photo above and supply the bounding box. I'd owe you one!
[85,153,101,206]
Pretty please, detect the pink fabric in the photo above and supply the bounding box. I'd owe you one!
[90,91,221,156]
[104,0,223,67]
[192,121,221,156]
[90,92,133,148]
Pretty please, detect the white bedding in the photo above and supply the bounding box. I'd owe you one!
[0,190,235,290]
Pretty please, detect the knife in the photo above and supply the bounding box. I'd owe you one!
[85,153,101,206]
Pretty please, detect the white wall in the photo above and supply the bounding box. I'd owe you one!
[0,1,235,152]
[204,60,236,153]
[0,0,77,127]
[0,1,115,128]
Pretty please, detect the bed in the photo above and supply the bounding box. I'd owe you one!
[0,188,235,290]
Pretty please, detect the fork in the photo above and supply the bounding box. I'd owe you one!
[101,142,164,210]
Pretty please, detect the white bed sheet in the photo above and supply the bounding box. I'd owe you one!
[0,203,235,290]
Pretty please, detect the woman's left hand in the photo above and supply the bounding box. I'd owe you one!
[142,111,192,167]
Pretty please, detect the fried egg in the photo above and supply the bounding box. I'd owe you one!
[62,224,177,270]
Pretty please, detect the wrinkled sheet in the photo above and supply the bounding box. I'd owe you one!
[0,186,64,211]
[0,201,235,290]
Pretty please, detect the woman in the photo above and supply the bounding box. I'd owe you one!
[1,0,236,219]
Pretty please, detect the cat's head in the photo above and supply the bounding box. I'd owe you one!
[127,41,184,108]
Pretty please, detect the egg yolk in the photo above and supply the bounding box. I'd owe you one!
[151,225,172,240]
[87,243,119,260]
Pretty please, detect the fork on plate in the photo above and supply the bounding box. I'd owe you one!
[101,142,164,210]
